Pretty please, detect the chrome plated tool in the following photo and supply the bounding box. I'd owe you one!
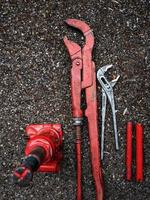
[97,64,120,160]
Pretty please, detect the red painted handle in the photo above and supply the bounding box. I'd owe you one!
[136,123,144,182]
[76,140,82,200]
[85,62,103,200]
[126,121,133,181]
[71,60,83,118]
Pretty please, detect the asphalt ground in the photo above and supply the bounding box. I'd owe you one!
[0,1,149,200]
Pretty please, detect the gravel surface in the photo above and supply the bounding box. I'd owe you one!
[0,1,149,200]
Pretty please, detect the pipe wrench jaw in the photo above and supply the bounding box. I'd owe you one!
[65,19,90,33]
[65,19,94,39]
[64,37,82,60]
[65,19,94,54]
[64,19,94,89]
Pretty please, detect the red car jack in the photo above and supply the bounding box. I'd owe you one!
[13,124,63,187]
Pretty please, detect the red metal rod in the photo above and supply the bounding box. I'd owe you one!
[76,126,82,200]
[136,123,144,182]
[126,121,133,181]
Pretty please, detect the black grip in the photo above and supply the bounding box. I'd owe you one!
[13,146,46,186]
[22,155,39,172]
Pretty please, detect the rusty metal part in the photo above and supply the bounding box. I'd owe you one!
[64,19,103,200]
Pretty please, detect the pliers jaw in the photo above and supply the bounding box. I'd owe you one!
[99,64,113,74]
[97,64,120,86]
[97,64,113,83]
[97,64,120,93]
[110,75,120,87]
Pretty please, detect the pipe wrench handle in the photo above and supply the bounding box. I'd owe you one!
[85,62,103,200]
[71,59,83,118]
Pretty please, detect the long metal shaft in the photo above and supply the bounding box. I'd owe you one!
[75,126,82,200]
[109,94,119,150]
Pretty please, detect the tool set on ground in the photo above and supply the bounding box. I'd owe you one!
[13,19,144,200]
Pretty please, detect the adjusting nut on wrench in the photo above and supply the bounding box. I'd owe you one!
[97,64,120,160]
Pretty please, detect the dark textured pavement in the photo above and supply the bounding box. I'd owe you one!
[0,1,149,200]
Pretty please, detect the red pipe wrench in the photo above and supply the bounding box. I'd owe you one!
[64,19,103,200]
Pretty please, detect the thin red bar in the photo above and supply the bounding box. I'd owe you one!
[76,140,82,200]
[136,123,144,182]
[126,121,133,181]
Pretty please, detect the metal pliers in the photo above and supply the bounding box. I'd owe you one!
[97,64,120,160]
[64,19,103,200]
